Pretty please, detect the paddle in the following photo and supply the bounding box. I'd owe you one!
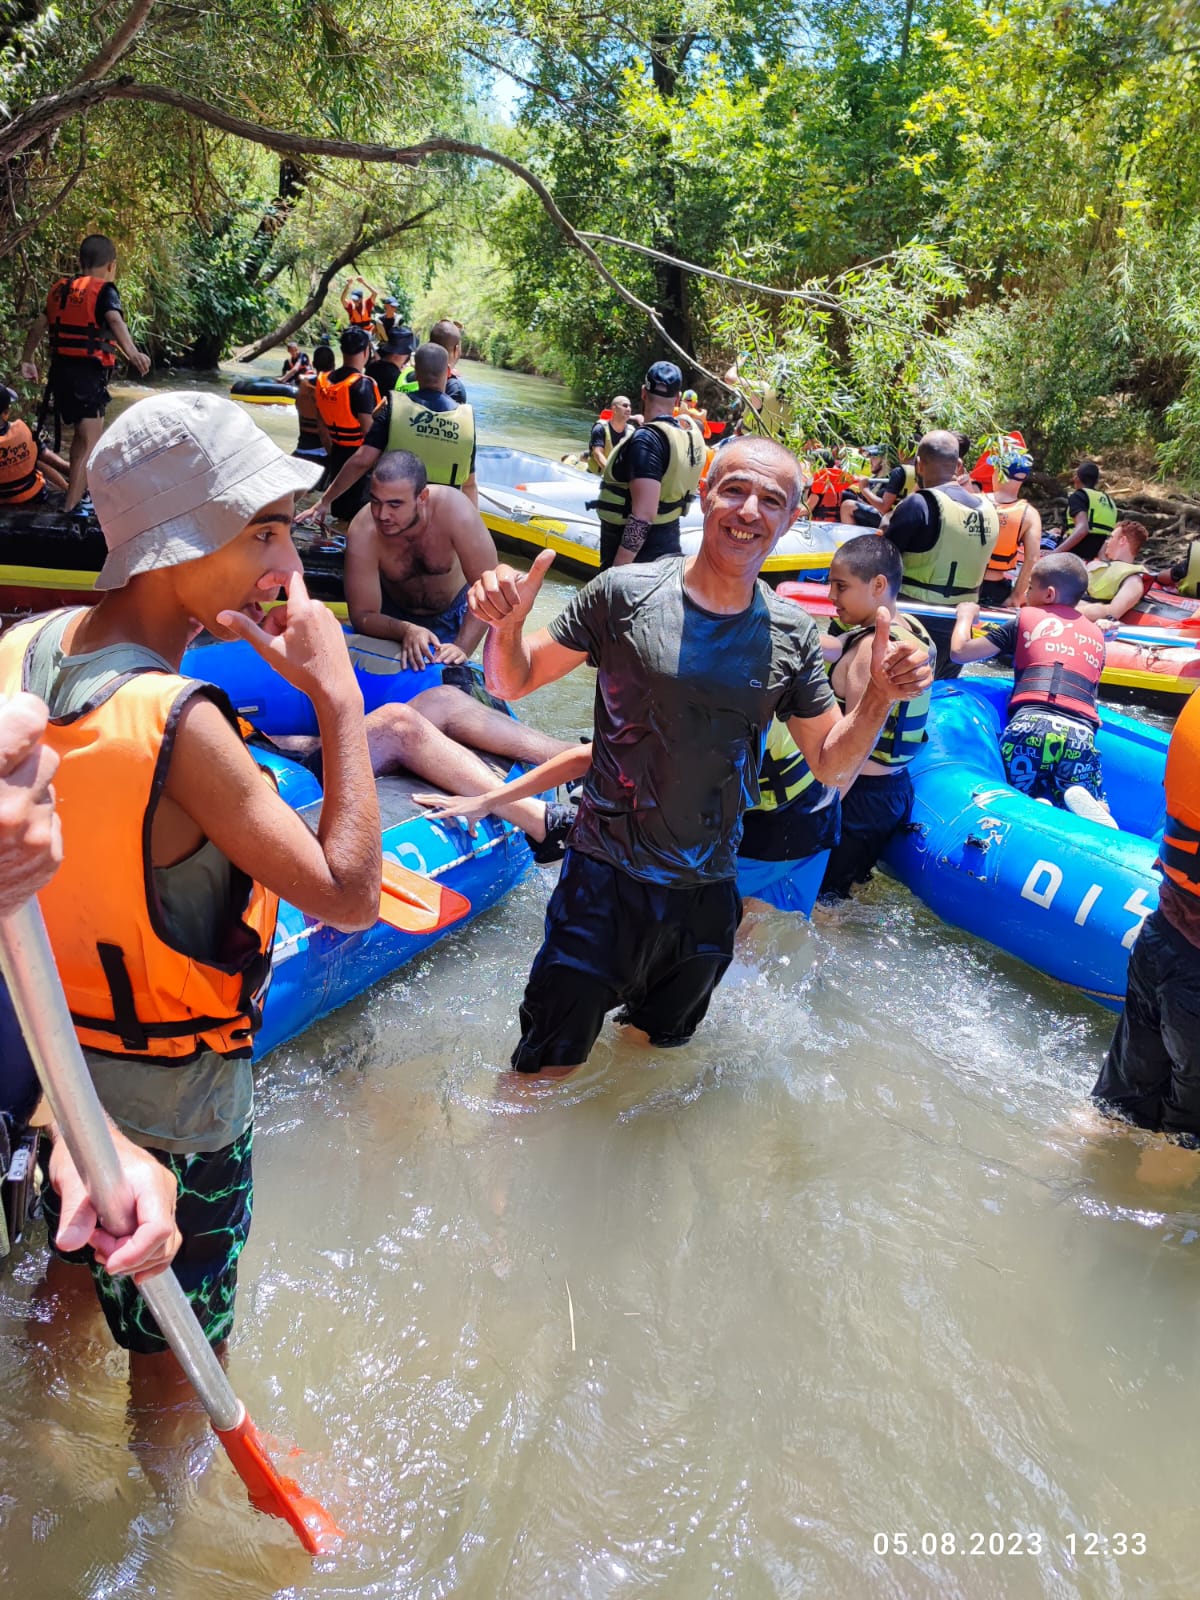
[0,901,342,1557]
[377,857,471,934]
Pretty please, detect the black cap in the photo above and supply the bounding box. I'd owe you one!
[382,326,417,357]
[644,360,683,397]
[340,326,373,355]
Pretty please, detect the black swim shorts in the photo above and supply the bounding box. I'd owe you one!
[49,361,111,427]
[819,767,913,901]
[42,1126,253,1355]
[510,849,742,1072]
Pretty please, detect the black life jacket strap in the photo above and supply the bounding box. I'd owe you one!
[1014,663,1098,707]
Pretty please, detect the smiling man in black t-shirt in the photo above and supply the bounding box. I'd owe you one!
[467,436,934,1076]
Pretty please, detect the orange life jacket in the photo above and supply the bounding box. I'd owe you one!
[0,615,279,1063]
[1160,691,1200,901]
[0,419,44,503]
[346,298,375,327]
[315,370,381,448]
[1008,605,1105,726]
[45,275,118,367]
[809,467,851,520]
[985,499,1031,578]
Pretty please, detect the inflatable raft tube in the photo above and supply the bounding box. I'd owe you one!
[180,635,533,1056]
[476,445,849,584]
[778,581,1200,710]
[883,676,1166,1009]
[230,376,297,406]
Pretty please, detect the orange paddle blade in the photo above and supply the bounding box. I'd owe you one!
[214,1411,343,1556]
[378,858,472,934]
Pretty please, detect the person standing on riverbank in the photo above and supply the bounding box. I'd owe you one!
[594,361,704,570]
[19,234,151,515]
[468,436,934,1076]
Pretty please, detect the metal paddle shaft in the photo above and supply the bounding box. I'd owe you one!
[0,902,241,1429]
[0,902,347,1553]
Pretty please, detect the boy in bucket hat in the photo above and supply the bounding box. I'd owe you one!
[593,360,705,570]
[0,391,380,1379]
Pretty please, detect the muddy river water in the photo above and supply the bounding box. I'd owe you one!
[0,359,1194,1600]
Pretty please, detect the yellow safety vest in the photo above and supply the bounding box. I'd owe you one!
[754,719,820,811]
[1087,560,1148,603]
[901,464,917,497]
[1081,487,1118,539]
[385,393,475,488]
[587,420,623,475]
[1179,540,1200,599]
[834,614,935,766]
[741,385,789,439]
[595,419,704,528]
[899,488,1000,603]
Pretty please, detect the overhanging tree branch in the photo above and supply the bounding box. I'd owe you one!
[72,0,161,87]
[231,208,435,361]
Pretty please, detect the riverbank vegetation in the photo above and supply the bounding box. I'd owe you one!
[0,0,1197,479]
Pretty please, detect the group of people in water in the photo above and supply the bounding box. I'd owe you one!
[0,235,1197,1465]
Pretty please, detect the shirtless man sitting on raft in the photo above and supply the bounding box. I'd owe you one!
[344,450,498,670]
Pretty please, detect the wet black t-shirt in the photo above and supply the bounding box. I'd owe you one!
[547,561,835,885]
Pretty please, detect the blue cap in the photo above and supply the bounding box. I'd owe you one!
[645,361,683,397]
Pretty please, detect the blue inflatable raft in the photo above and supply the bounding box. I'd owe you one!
[180,635,534,1056]
[883,676,1168,1009]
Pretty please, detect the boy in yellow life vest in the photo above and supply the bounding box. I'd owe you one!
[1056,459,1119,560]
[1080,519,1152,622]
[0,393,380,1379]
[817,536,935,901]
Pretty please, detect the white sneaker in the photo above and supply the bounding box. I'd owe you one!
[1063,785,1119,829]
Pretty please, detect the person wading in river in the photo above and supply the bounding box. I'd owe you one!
[0,392,380,1393]
[467,436,934,1076]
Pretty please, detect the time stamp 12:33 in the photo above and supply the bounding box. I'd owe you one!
[872,1532,1147,1558]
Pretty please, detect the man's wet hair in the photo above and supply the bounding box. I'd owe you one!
[707,437,804,513]
[1031,551,1089,604]
[428,319,462,355]
[1112,517,1148,554]
[916,430,961,471]
[830,533,903,596]
[372,449,428,495]
[1076,459,1101,488]
[312,343,335,373]
[413,342,449,387]
[79,234,117,272]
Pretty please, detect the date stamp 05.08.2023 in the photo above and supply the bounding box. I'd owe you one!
[871,1531,1147,1561]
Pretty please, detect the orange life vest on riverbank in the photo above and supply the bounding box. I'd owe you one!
[1009,605,1105,726]
[315,370,381,447]
[0,419,44,503]
[45,276,118,367]
[0,615,278,1063]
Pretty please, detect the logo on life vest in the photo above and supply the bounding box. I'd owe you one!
[408,409,462,443]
